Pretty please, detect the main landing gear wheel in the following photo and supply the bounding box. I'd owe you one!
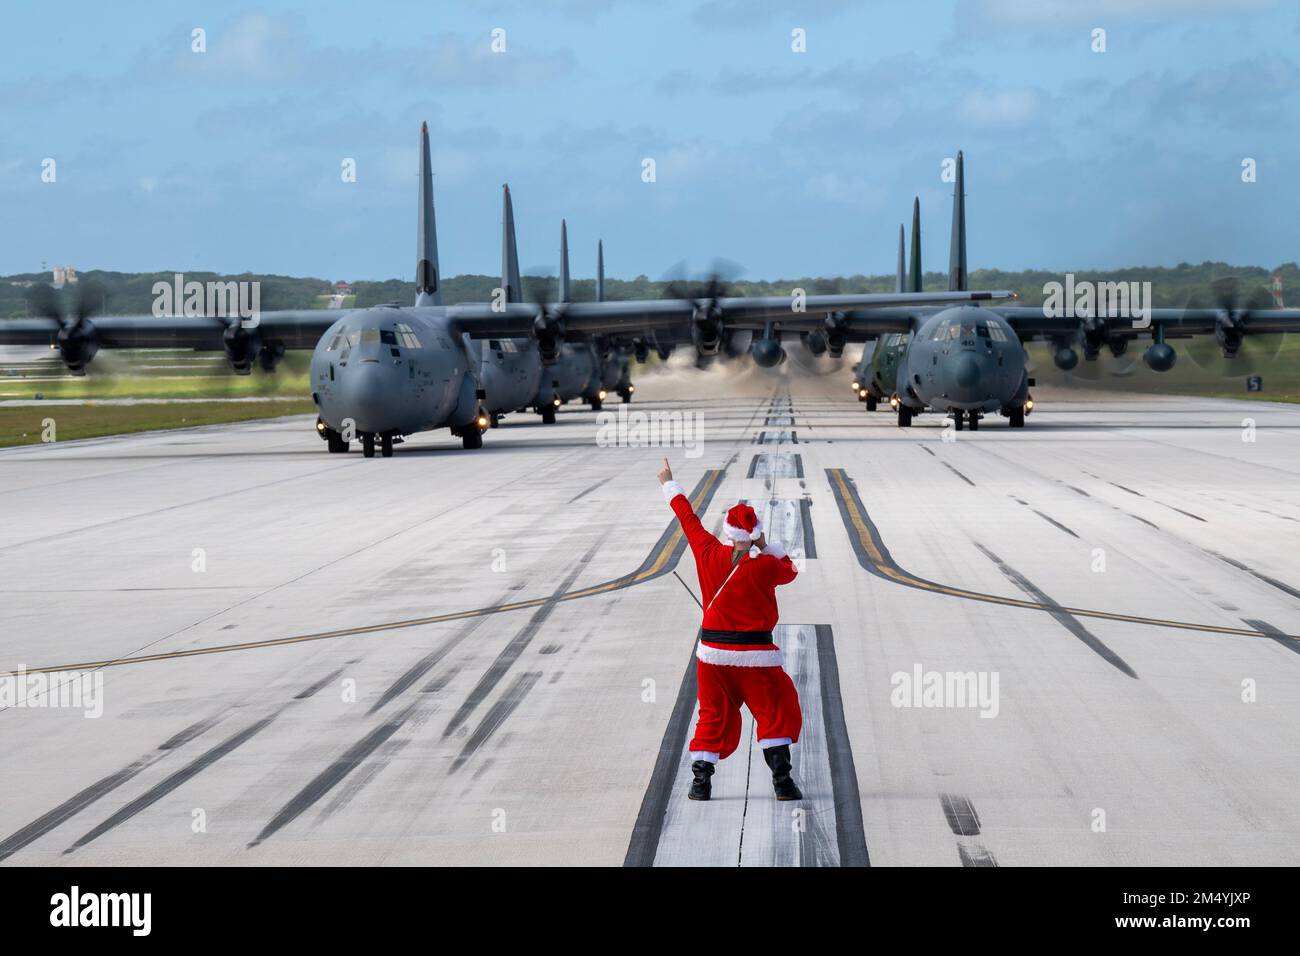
[953,412,964,432]
[618,388,632,403]
[380,435,394,457]
[326,432,349,453]
[541,406,556,425]
[1009,406,1026,428]
[461,428,483,450]
[362,435,376,458]
[968,412,980,432]
[897,405,913,427]
[866,396,878,412]
[589,396,603,411]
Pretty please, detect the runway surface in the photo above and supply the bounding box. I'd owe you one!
[1,365,1298,866]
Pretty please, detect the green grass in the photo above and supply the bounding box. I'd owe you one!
[0,351,311,401]
[1026,334,1300,404]
[0,400,318,448]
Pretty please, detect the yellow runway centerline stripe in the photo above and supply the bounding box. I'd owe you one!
[826,468,1298,643]
[4,469,725,678]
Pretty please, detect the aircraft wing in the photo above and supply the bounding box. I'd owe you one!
[0,310,343,350]
[990,306,1300,340]
[446,290,1014,338]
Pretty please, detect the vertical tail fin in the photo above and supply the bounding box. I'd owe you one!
[909,196,922,293]
[415,122,441,306]
[948,151,967,292]
[894,224,906,294]
[501,184,522,304]
[596,240,605,302]
[559,220,571,304]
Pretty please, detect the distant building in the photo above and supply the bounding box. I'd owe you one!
[334,281,353,295]
[52,265,78,287]
[1271,273,1284,308]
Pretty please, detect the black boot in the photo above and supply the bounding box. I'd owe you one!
[763,745,803,801]
[688,760,715,801]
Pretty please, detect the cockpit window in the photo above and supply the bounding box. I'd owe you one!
[395,323,423,349]
[988,323,1008,342]
[360,329,381,345]
[380,329,397,345]
[327,333,344,351]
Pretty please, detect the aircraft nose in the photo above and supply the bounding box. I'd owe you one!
[950,351,982,390]
[336,361,393,433]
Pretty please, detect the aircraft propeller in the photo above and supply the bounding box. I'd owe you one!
[1180,276,1285,377]
[26,281,106,375]
[663,259,742,357]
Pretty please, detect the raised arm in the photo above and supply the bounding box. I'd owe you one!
[658,459,718,559]
[752,533,798,587]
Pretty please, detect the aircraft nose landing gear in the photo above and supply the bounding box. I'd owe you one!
[317,417,350,453]
[453,409,490,449]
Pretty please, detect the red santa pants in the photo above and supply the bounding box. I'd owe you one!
[689,651,802,761]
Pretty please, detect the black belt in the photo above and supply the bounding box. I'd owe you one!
[698,627,774,646]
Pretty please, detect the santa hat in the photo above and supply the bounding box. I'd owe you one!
[722,503,763,545]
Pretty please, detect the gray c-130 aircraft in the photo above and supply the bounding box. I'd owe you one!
[0,124,1017,456]
[843,151,1300,430]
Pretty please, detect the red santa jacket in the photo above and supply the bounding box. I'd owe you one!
[663,481,797,642]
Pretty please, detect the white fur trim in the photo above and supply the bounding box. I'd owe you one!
[689,751,719,764]
[722,517,764,544]
[758,737,792,749]
[761,542,787,559]
[696,642,784,668]
[661,480,686,503]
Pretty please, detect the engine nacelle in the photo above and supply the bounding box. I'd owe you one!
[258,342,286,372]
[533,313,562,365]
[802,330,827,356]
[56,321,99,375]
[691,303,723,356]
[1080,317,1107,360]
[751,337,785,368]
[1053,346,1079,370]
[1215,321,1244,359]
[823,312,848,358]
[692,322,721,355]
[222,324,262,374]
[1143,342,1177,372]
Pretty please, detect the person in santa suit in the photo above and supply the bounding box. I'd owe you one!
[657,458,803,802]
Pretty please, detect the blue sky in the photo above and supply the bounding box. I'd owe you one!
[2,0,1298,282]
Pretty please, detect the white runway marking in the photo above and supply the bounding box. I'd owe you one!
[652,625,843,867]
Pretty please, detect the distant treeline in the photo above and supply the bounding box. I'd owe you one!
[3,262,1299,318]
